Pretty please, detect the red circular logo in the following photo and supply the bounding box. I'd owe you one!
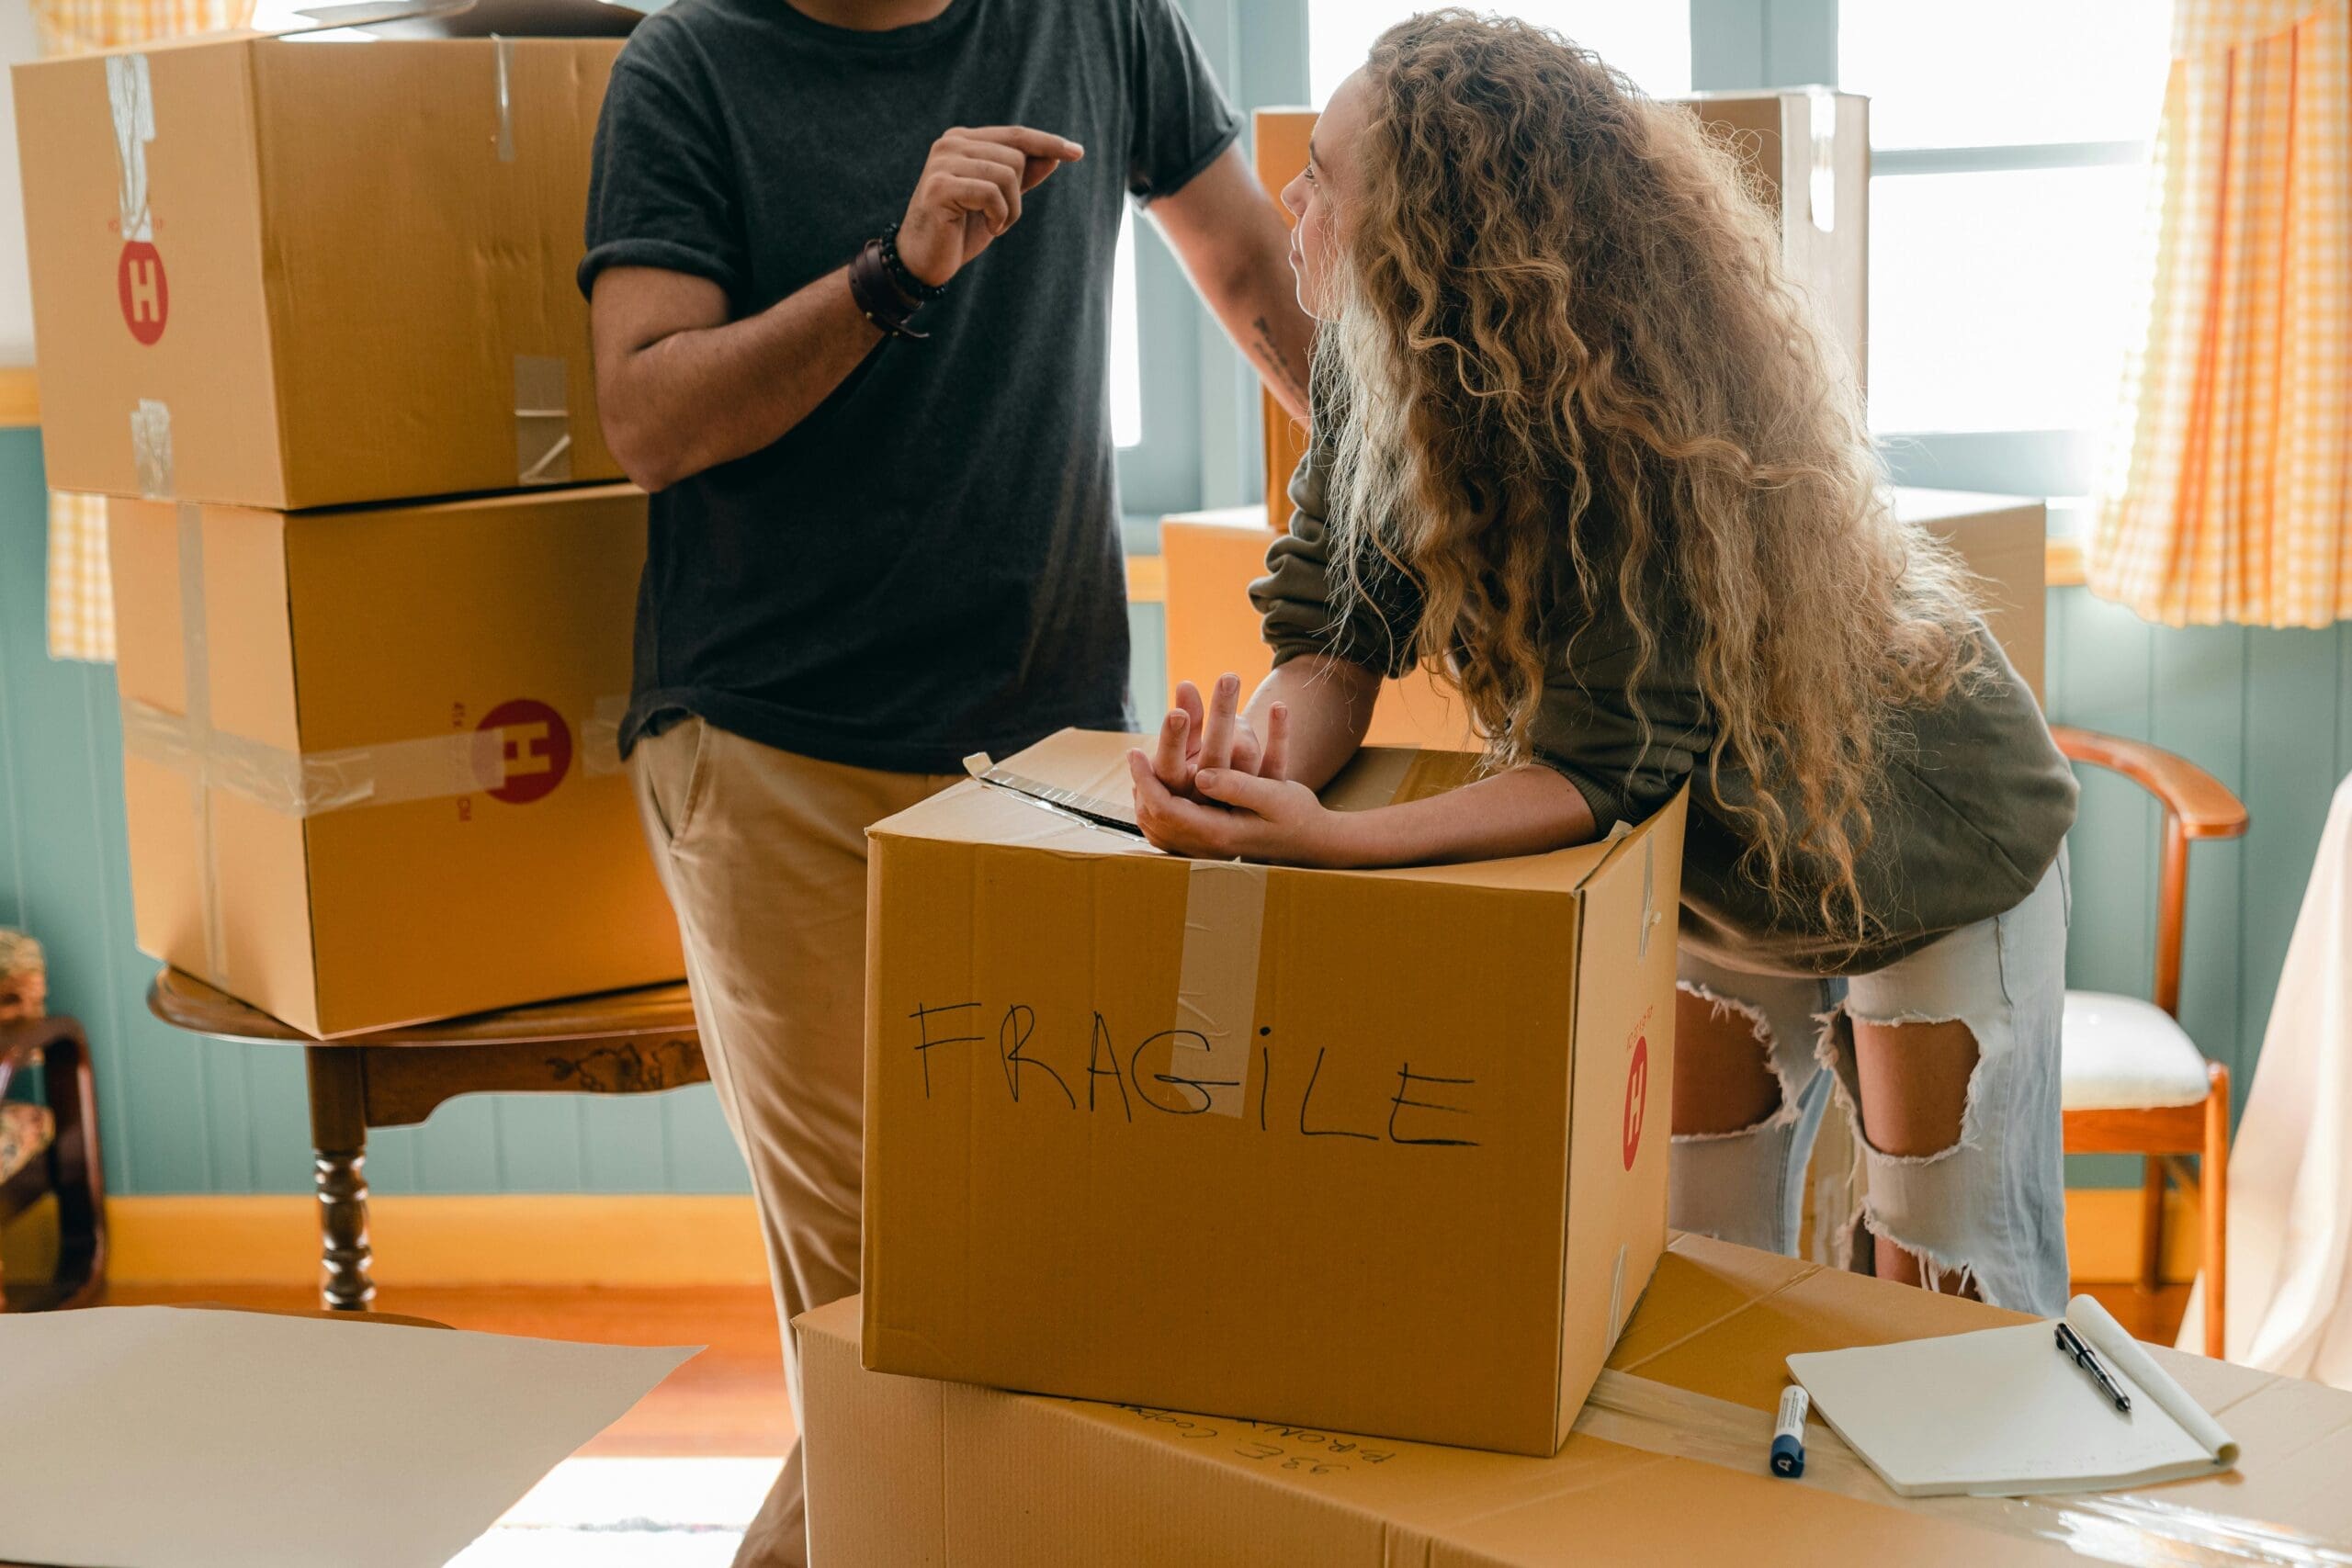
[117,240,168,345]
[1622,1034,1649,1170]
[479,699,572,805]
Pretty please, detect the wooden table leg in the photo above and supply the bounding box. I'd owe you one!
[304,1046,375,1312]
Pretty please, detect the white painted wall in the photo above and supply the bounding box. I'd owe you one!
[0,0,40,366]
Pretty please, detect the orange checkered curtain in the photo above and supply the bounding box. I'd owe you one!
[2092,0,2352,627]
[29,0,253,663]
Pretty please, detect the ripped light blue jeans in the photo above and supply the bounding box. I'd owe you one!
[1670,852,2071,1315]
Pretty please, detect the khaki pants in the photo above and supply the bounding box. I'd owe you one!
[631,717,960,1568]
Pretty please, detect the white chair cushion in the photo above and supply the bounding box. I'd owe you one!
[2061,990,2214,1111]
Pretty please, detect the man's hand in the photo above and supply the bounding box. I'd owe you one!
[898,125,1085,288]
[1148,673,1289,803]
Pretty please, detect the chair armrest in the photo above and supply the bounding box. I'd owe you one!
[2050,726,2249,839]
[0,1014,86,1097]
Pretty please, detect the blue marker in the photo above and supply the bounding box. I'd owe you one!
[1770,1385,1809,1478]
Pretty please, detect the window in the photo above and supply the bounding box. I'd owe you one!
[1111,209,1142,449]
[1309,2,1692,104]
[1839,2,2172,449]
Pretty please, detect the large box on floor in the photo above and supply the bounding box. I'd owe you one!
[1160,487,2050,752]
[14,28,623,509]
[107,484,681,1038]
[861,729,1686,1455]
[805,1234,2352,1565]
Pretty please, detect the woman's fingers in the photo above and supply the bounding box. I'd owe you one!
[1192,767,1284,818]
[1260,701,1291,782]
[1198,672,1241,772]
[1127,750,1234,857]
[1151,705,1193,790]
[1173,681,1207,759]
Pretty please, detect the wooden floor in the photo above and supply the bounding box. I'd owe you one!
[100,1273,2197,1461]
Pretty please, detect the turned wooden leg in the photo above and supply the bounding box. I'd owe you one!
[305,1046,375,1312]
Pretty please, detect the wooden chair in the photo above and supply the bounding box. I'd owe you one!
[2052,726,2245,1358]
[0,1014,107,1310]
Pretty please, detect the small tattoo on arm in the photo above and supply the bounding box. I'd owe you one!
[1250,313,1311,411]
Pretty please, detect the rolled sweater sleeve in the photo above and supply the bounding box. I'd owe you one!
[1250,436,1424,678]
[1523,651,1703,835]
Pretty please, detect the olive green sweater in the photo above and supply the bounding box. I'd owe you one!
[1251,444,2079,976]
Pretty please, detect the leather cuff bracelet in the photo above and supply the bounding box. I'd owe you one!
[848,237,927,340]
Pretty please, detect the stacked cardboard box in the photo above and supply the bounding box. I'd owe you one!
[859,729,1687,1455]
[836,737,2350,1554]
[15,21,681,1035]
[806,1232,2352,1563]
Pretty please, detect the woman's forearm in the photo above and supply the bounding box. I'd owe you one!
[1246,656,1381,788]
[1329,763,1598,867]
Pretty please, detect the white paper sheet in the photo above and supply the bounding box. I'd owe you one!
[0,1306,699,1568]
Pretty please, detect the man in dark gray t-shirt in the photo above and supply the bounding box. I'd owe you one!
[580,3,1311,1561]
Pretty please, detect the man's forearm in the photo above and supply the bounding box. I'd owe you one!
[605,267,881,491]
[1201,242,1314,423]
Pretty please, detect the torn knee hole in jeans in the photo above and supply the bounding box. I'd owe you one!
[1670,980,1806,1142]
[1815,1003,1986,1166]
[1860,1206,1984,1299]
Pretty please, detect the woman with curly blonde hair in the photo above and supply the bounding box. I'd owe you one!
[1129,11,2079,1311]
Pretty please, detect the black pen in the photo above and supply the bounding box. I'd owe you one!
[2055,1320,2132,1414]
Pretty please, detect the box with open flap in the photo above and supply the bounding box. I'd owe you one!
[860,728,1687,1456]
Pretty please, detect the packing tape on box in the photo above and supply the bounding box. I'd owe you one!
[1806,85,1838,234]
[1578,1368,2347,1566]
[122,694,631,818]
[492,32,517,162]
[1170,860,1265,1118]
[514,355,573,484]
[122,489,628,991]
[107,52,153,244]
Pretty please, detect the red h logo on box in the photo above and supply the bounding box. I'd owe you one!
[480,698,573,805]
[118,241,167,344]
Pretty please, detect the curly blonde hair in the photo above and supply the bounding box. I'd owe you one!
[1320,10,1985,943]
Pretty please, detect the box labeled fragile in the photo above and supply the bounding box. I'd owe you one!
[861,729,1686,1454]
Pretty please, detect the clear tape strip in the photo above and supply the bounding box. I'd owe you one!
[514,355,572,485]
[582,694,627,777]
[122,698,626,818]
[1580,1370,2352,1567]
[132,400,172,502]
[492,32,516,162]
[106,52,153,243]
[175,503,222,987]
[1170,861,1266,1118]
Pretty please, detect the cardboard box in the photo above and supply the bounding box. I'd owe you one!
[1250,91,1866,529]
[860,729,1687,1455]
[108,483,680,1037]
[1899,489,2048,704]
[805,1232,2352,1564]
[15,30,621,509]
[1161,486,2049,752]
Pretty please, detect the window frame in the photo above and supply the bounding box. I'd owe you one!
[1131,0,2141,517]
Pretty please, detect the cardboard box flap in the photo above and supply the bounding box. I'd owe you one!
[874,728,1642,896]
